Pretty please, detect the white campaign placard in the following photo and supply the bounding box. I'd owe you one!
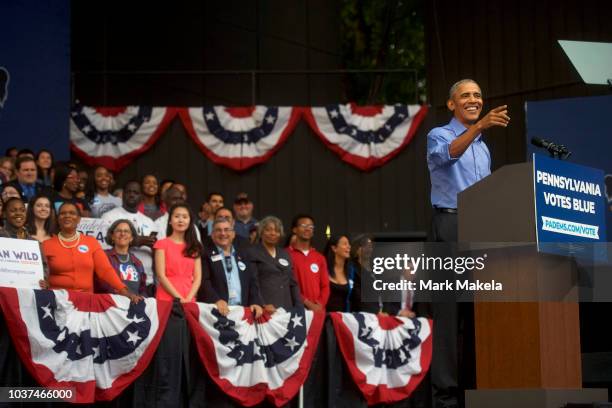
[78,217,111,249]
[0,237,45,289]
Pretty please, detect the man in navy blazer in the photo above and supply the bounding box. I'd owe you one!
[199,218,263,318]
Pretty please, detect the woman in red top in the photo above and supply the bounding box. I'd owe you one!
[41,202,141,303]
[154,204,202,303]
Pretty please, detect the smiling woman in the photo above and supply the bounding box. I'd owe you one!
[0,197,30,239]
[41,202,142,303]
[153,204,202,303]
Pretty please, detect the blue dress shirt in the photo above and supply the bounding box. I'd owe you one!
[217,246,242,305]
[19,183,36,202]
[427,117,491,208]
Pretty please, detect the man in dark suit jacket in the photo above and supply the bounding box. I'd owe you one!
[199,219,263,318]
[7,156,53,202]
[200,206,250,252]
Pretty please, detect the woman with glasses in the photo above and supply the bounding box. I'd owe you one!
[154,204,202,303]
[95,219,147,296]
[249,216,302,313]
[52,164,91,217]
[26,194,56,242]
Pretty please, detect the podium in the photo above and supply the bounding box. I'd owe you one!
[458,159,608,408]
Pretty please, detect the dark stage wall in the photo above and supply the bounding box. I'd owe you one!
[425,0,612,169]
[71,0,432,246]
[72,0,612,245]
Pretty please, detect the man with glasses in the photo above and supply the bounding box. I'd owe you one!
[201,207,250,252]
[286,214,329,312]
[199,218,263,318]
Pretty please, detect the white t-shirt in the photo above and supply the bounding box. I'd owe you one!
[90,193,122,218]
[102,207,157,285]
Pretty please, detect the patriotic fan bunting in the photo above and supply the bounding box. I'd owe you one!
[330,312,433,406]
[303,103,428,171]
[70,104,177,172]
[179,106,302,171]
[184,303,325,407]
[0,288,171,403]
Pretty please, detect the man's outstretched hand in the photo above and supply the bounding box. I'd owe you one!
[477,105,510,130]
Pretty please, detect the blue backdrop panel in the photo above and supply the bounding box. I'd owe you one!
[526,94,612,240]
[0,1,70,160]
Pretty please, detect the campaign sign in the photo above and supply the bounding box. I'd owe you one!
[0,237,45,289]
[533,153,607,260]
[77,217,111,250]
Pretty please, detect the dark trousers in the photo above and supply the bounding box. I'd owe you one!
[426,211,474,408]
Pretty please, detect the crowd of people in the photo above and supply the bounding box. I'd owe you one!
[0,146,416,317]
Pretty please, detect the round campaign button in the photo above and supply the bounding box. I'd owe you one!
[77,245,89,253]
[238,261,247,271]
[278,258,289,267]
[310,263,319,273]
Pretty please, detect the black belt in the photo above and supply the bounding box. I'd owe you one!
[434,207,457,214]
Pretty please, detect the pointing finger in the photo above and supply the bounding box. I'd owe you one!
[492,105,508,113]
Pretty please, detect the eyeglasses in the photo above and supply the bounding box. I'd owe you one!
[113,229,132,235]
[214,228,234,234]
[298,224,315,230]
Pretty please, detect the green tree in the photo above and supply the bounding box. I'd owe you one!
[340,0,425,104]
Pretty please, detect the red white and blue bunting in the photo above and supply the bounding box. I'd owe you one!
[69,104,428,172]
[0,288,172,403]
[303,104,428,171]
[330,312,432,406]
[179,106,302,172]
[70,105,177,172]
[184,303,325,407]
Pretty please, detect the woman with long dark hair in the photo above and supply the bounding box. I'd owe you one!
[52,164,91,217]
[35,149,54,187]
[154,204,202,303]
[323,234,357,312]
[138,174,165,221]
[26,194,56,242]
[86,165,122,218]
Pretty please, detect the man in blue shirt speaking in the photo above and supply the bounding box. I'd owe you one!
[424,79,510,408]
[427,79,510,242]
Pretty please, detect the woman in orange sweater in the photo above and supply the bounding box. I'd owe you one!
[42,202,141,303]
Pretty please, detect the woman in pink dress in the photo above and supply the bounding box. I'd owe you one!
[154,204,203,303]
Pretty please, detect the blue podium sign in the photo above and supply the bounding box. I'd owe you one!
[533,153,607,260]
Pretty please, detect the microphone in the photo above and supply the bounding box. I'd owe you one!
[531,137,572,160]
